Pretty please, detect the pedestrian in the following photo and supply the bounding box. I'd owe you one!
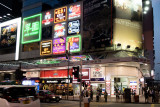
[96,90,100,102]
[90,90,93,100]
[152,90,155,103]
[104,91,108,102]
[86,90,88,97]
[145,90,148,103]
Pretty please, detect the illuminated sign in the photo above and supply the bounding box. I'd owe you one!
[68,19,80,35]
[66,35,81,53]
[53,37,66,55]
[68,4,81,20]
[22,14,42,44]
[42,11,54,26]
[54,6,67,23]
[54,22,66,38]
[40,40,52,56]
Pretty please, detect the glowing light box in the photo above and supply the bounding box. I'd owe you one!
[42,11,54,26]
[68,19,80,35]
[66,35,81,53]
[54,22,66,38]
[54,6,67,23]
[40,40,52,56]
[22,14,42,44]
[53,37,66,55]
[68,4,81,20]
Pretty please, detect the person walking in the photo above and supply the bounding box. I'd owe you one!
[152,90,155,103]
[104,91,108,102]
[145,90,148,103]
[96,90,100,102]
[86,89,88,97]
[90,90,93,101]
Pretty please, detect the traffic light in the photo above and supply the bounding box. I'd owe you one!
[15,68,26,81]
[72,66,79,78]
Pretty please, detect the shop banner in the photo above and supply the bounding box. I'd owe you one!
[25,72,40,78]
[73,68,90,80]
[90,67,105,81]
[40,69,73,78]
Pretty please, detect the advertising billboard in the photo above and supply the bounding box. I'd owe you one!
[91,67,105,81]
[40,40,52,56]
[22,13,42,44]
[0,17,21,60]
[66,35,81,53]
[54,6,67,23]
[53,37,66,55]
[68,19,80,35]
[83,0,112,52]
[42,10,54,26]
[68,4,81,20]
[53,22,66,38]
[113,0,143,50]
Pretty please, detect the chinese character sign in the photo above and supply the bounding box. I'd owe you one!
[68,20,80,35]
[42,11,54,26]
[68,4,81,20]
[40,40,52,56]
[54,22,66,38]
[53,37,66,55]
[66,35,81,53]
[22,14,42,44]
[54,7,67,23]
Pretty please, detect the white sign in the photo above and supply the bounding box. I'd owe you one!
[25,72,40,78]
[91,67,105,78]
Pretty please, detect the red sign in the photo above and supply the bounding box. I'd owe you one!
[73,68,90,80]
[40,69,73,78]
[42,11,54,25]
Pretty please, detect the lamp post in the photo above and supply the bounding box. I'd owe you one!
[66,42,70,100]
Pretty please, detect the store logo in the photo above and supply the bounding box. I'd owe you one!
[42,12,53,25]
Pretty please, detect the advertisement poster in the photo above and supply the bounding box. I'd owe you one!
[113,0,143,49]
[68,19,80,35]
[83,0,112,52]
[53,37,66,55]
[22,14,42,44]
[0,23,17,53]
[68,4,81,20]
[53,22,66,38]
[66,35,81,53]
[42,11,54,26]
[91,67,105,81]
[40,40,52,56]
[54,6,67,23]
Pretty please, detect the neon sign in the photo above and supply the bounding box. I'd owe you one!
[54,6,67,23]
[22,14,42,44]
[68,4,81,20]
[54,22,66,38]
[40,40,52,56]
[42,11,54,25]
[68,19,80,35]
[53,37,66,55]
[66,35,81,53]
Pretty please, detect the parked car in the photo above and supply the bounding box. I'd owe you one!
[38,90,61,103]
[0,85,40,107]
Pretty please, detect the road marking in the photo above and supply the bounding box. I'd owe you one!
[151,104,154,107]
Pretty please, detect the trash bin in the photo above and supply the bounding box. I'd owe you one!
[134,95,139,103]
[84,97,90,107]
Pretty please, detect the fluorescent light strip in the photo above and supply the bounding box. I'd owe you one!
[0,3,12,10]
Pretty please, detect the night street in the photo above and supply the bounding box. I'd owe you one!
[41,100,160,107]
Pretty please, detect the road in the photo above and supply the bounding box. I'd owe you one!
[41,100,160,107]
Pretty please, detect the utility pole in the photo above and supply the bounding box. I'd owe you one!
[79,59,82,107]
[67,42,70,100]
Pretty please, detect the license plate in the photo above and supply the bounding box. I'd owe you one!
[23,100,30,104]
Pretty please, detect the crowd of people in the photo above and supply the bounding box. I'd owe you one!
[144,88,159,103]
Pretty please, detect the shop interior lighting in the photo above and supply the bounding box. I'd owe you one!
[143,11,147,14]
[146,1,150,5]
[7,13,10,16]
[3,15,6,17]
[0,16,2,18]
[144,7,149,11]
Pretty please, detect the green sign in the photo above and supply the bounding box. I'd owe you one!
[22,14,42,44]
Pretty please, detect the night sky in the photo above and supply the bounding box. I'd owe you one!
[152,0,160,80]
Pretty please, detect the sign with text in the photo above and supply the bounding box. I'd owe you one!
[91,67,105,81]
[68,4,81,20]
[54,6,67,23]
[40,40,52,56]
[66,35,81,53]
[68,19,80,35]
[22,14,42,44]
[42,11,54,26]
[53,22,66,38]
[53,37,66,55]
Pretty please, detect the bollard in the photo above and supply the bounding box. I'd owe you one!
[84,97,90,107]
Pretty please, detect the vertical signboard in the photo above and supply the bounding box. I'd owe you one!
[66,35,81,53]
[113,0,143,50]
[42,11,54,26]
[53,37,66,55]
[53,22,66,38]
[68,4,81,20]
[22,14,42,44]
[68,19,81,35]
[40,40,52,56]
[54,6,67,23]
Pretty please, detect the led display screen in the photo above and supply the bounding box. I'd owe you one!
[42,11,54,26]
[42,26,52,40]
[40,40,52,56]
[68,19,80,35]
[53,22,66,38]
[113,0,143,50]
[22,14,42,44]
[54,6,67,23]
[83,0,112,52]
[66,35,81,53]
[68,4,81,20]
[53,37,66,55]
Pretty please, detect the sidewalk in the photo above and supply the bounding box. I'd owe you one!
[62,95,160,104]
